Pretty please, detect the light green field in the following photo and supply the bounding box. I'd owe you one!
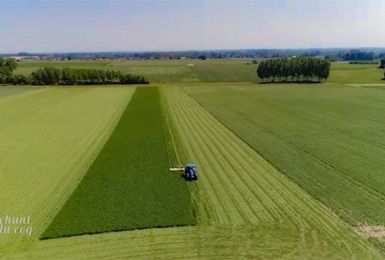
[329,63,384,84]
[13,59,385,84]
[14,60,110,76]
[0,86,30,98]
[0,86,381,259]
[184,82,385,227]
[0,87,135,256]
[14,59,258,83]
[2,58,385,258]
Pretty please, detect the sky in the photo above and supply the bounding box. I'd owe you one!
[0,0,385,53]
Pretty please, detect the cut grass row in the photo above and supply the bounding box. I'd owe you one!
[8,225,349,260]
[5,85,381,259]
[0,87,134,255]
[41,87,195,239]
[184,83,385,226]
[160,86,380,258]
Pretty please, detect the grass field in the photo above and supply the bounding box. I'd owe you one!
[0,86,30,98]
[41,87,194,239]
[329,63,384,84]
[13,59,385,84]
[0,86,381,259]
[14,59,258,83]
[14,60,110,76]
[0,87,135,255]
[1,59,385,258]
[184,83,385,227]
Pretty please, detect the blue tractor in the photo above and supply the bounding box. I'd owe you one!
[170,163,198,181]
[183,163,198,181]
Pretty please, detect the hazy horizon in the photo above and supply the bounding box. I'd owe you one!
[3,46,385,55]
[1,0,384,53]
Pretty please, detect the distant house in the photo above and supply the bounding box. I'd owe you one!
[11,56,24,61]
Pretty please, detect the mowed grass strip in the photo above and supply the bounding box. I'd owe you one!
[2,86,381,259]
[161,86,381,258]
[184,83,385,226]
[0,87,134,254]
[41,87,195,239]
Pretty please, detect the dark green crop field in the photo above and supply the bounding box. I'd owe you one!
[185,83,385,226]
[41,87,195,239]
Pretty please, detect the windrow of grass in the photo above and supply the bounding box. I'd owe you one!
[184,83,385,226]
[41,87,195,239]
[6,86,381,259]
[160,86,381,258]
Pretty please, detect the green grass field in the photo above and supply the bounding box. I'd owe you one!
[0,86,381,259]
[0,86,30,98]
[14,59,258,83]
[329,62,384,84]
[0,87,134,255]
[13,59,385,84]
[14,60,110,76]
[184,83,385,227]
[1,59,385,258]
[41,87,195,239]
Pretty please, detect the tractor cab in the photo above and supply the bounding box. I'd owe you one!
[169,163,198,181]
[183,163,198,181]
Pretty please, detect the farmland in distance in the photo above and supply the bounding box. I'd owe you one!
[1,59,385,258]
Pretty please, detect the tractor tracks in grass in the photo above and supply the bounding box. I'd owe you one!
[214,106,385,225]
[160,86,381,258]
[6,225,310,259]
[228,108,385,203]
[3,86,382,259]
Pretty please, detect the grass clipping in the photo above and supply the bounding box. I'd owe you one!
[41,87,195,239]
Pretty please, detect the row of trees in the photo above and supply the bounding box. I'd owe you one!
[341,50,375,61]
[29,67,148,85]
[0,59,149,85]
[257,57,330,83]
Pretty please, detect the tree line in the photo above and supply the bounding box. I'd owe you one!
[341,50,375,61]
[257,57,330,83]
[0,58,149,85]
[29,67,148,85]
